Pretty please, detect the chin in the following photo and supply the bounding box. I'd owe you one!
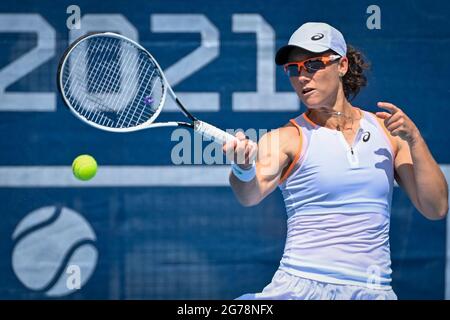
[301,98,325,109]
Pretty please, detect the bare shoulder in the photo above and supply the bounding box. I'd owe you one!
[370,111,401,156]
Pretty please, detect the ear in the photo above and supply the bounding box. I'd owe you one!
[338,56,349,77]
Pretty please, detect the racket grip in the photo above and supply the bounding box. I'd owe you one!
[194,121,236,145]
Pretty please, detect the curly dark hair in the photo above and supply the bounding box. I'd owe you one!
[342,45,370,100]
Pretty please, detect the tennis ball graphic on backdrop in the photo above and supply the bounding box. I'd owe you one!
[11,206,98,297]
[72,154,97,181]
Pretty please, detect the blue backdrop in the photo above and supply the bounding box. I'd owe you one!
[0,0,449,299]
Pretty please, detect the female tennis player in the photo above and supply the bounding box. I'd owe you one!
[223,22,448,300]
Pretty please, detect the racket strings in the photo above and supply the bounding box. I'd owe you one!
[64,37,121,125]
[81,39,137,116]
[117,51,153,127]
[78,39,119,119]
[62,35,165,128]
[122,64,163,126]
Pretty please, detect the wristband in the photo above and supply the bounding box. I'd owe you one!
[231,161,256,182]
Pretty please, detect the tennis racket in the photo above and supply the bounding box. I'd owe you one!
[57,32,236,144]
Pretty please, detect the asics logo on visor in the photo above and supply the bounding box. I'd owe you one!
[311,33,324,40]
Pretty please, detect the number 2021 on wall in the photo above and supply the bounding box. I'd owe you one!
[0,13,299,113]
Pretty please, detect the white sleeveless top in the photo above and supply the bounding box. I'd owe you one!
[278,109,395,289]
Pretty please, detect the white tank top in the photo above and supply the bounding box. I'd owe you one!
[278,109,395,289]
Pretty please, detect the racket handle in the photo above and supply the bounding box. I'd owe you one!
[194,121,236,145]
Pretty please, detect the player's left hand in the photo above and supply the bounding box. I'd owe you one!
[375,102,421,145]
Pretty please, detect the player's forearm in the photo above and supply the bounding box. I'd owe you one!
[409,134,448,220]
[229,173,263,207]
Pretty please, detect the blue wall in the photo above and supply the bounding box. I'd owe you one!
[0,0,448,299]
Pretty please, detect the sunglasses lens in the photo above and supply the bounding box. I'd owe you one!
[304,60,325,73]
[286,65,300,77]
[285,58,328,76]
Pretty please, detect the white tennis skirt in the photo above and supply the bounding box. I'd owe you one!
[236,269,397,300]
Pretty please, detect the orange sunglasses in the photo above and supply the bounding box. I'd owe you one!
[284,54,341,76]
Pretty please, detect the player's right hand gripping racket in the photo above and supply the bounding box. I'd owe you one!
[57,32,236,144]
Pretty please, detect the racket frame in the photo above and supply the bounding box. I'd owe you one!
[57,32,236,144]
[57,32,195,133]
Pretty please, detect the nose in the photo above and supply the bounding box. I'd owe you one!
[300,65,313,78]
[296,67,311,85]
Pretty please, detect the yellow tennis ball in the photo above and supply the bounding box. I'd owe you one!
[72,155,97,181]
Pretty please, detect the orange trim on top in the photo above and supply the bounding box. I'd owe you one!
[302,113,317,127]
[279,119,303,184]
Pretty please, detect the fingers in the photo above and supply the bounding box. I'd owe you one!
[235,131,247,140]
[375,112,391,120]
[247,140,258,163]
[222,138,237,154]
[377,102,404,129]
[377,102,419,142]
[386,118,404,133]
[222,131,258,167]
[235,137,247,164]
[384,111,403,127]
[235,137,257,165]
[377,101,400,114]
[222,131,244,152]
